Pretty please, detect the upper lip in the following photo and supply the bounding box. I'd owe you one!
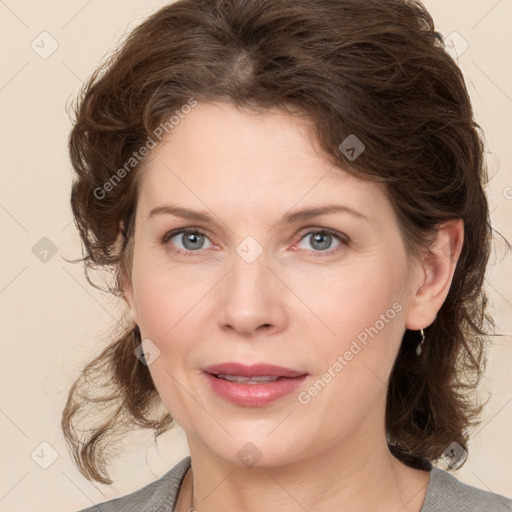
[203,362,308,378]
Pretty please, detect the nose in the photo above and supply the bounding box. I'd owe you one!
[217,251,288,337]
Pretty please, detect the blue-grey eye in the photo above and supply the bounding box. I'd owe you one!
[297,231,344,252]
[168,230,212,251]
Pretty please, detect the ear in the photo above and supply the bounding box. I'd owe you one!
[121,271,139,326]
[119,219,139,326]
[405,219,464,331]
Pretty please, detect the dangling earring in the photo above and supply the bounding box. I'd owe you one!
[416,328,425,356]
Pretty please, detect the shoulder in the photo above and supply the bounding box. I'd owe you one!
[421,466,512,512]
[75,456,191,512]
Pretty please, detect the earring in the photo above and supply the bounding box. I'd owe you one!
[416,328,425,356]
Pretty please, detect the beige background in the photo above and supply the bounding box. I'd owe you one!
[0,0,511,510]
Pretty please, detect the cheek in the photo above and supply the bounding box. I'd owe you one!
[131,241,202,325]
[133,274,173,337]
[295,265,406,433]
[297,259,405,338]
[131,269,205,420]
[131,261,220,371]
[293,255,408,393]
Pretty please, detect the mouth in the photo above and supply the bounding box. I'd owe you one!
[202,362,309,407]
[203,362,308,379]
[212,374,289,384]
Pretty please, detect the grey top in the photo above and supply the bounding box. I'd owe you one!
[77,456,511,512]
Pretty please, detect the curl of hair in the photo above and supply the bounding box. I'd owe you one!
[62,0,496,484]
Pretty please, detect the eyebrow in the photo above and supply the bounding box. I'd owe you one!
[147,203,368,225]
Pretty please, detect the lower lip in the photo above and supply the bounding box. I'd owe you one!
[203,373,308,407]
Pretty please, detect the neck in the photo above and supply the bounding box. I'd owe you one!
[177,393,431,512]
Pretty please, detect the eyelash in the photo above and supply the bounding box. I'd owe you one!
[161,227,349,257]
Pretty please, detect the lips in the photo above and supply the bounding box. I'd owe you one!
[202,362,309,406]
[203,362,307,379]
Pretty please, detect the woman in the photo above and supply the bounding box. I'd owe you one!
[62,0,511,510]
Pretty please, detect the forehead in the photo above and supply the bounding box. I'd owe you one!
[135,102,392,224]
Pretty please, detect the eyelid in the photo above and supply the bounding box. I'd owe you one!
[162,227,216,255]
[162,226,349,255]
[296,226,349,243]
[294,227,349,255]
[161,226,212,244]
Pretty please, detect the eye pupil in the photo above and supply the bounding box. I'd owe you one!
[310,232,332,250]
[183,232,203,250]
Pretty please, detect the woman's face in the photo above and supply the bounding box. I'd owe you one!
[123,101,422,467]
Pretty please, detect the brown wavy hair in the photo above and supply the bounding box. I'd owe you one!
[62,0,496,485]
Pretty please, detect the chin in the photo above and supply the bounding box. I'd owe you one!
[201,432,307,469]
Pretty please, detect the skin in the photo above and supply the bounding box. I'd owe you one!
[122,101,464,512]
